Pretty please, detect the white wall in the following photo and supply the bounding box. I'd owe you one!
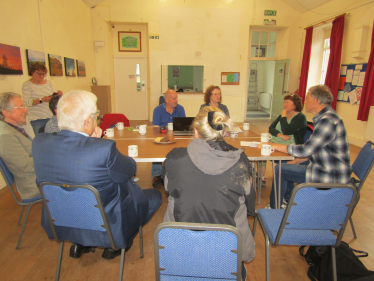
[92,0,303,122]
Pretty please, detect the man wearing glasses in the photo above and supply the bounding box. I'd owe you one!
[32,90,162,260]
[0,92,40,202]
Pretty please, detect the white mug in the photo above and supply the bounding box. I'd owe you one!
[243,123,250,131]
[168,122,173,131]
[231,132,238,138]
[261,144,275,156]
[104,128,114,138]
[128,145,138,157]
[136,125,147,135]
[261,133,272,143]
[116,122,124,130]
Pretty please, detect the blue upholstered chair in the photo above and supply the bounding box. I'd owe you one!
[39,183,143,281]
[349,141,374,238]
[253,183,356,281]
[154,222,243,281]
[0,157,42,249]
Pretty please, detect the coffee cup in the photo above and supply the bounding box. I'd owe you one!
[243,122,250,131]
[261,133,272,143]
[104,128,114,138]
[231,132,239,138]
[116,122,124,130]
[136,125,147,135]
[168,123,173,131]
[128,145,138,157]
[261,144,275,156]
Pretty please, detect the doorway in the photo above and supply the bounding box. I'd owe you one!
[246,59,290,121]
[114,57,148,120]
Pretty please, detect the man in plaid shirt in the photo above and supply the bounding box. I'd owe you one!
[264,85,351,209]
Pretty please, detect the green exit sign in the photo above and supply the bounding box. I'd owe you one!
[264,10,277,16]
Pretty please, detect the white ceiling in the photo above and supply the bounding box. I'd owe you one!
[81,0,333,13]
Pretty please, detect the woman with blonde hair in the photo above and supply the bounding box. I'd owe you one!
[162,106,255,279]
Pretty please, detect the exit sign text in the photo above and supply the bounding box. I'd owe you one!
[264,10,277,16]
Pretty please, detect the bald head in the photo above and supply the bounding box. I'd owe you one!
[165,90,178,109]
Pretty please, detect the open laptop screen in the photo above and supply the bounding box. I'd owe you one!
[173,117,194,133]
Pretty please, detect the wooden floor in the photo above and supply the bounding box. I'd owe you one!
[0,119,373,281]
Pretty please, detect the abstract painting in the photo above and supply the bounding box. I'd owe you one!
[76,60,86,77]
[118,31,141,52]
[0,43,23,75]
[64,57,76,77]
[26,49,45,75]
[48,54,63,76]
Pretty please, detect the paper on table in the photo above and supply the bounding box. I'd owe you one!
[228,127,243,132]
[240,141,261,147]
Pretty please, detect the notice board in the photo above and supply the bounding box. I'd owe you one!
[338,63,367,104]
[221,72,240,85]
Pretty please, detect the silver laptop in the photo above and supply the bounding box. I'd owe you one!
[173,117,194,136]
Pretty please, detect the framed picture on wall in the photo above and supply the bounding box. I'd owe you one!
[64,57,76,77]
[26,49,45,75]
[76,60,86,77]
[48,54,63,76]
[0,43,23,75]
[118,31,141,52]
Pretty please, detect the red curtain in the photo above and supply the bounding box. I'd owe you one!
[357,21,374,121]
[299,27,313,102]
[324,15,345,110]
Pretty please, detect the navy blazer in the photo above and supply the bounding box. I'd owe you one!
[32,130,149,248]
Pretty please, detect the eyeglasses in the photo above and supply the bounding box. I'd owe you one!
[35,71,46,76]
[212,93,221,96]
[13,105,27,110]
[90,110,100,118]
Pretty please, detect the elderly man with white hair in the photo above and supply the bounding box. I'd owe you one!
[0,92,40,202]
[32,90,162,260]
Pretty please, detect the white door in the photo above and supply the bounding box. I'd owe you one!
[271,59,290,121]
[114,57,147,120]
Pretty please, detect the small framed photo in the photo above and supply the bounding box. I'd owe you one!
[26,49,46,75]
[118,31,141,52]
[64,57,76,77]
[48,54,63,76]
[0,43,23,75]
[76,60,86,77]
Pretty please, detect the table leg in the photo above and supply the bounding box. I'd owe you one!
[256,161,263,204]
[272,160,277,209]
[278,161,282,209]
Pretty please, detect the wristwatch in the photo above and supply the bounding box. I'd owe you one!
[39,99,42,103]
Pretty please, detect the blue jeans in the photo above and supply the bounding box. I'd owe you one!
[143,189,162,223]
[152,162,163,178]
[270,161,309,209]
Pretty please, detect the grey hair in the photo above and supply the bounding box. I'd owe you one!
[0,92,22,121]
[57,90,97,131]
[193,106,233,141]
[308,85,334,105]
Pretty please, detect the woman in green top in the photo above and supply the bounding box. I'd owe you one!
[269,94,307,145]
[260,94,307,188]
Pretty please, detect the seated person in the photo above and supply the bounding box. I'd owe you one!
[0,92,40,202]
[260,85,351,209]
[44,94,61,133]
[152,89,185,187]
[261,94,307,191]
[200,85,230,117]
[162,106,256,280]
[32,90,162,260]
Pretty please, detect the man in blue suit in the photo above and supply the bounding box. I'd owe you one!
[32,90,162,259]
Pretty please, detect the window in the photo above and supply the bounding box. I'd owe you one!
[320,38,330,84]
[251,31,277,58]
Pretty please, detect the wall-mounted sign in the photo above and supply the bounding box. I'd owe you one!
[264,10,277,16]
